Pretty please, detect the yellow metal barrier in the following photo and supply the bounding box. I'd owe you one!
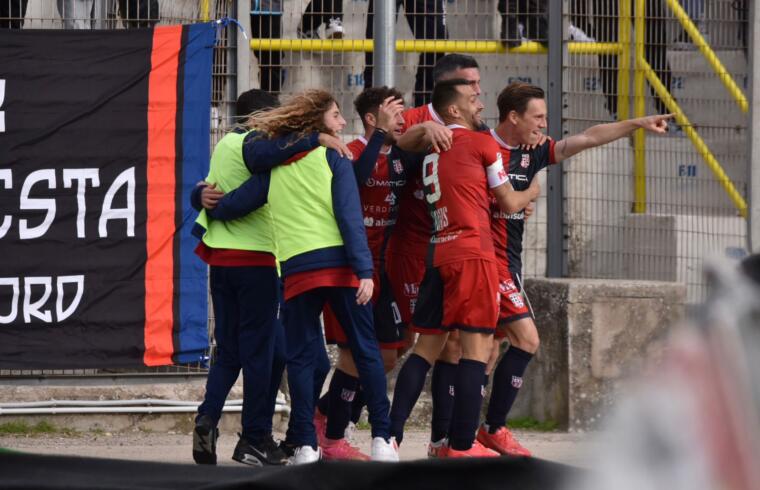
[640,58,748,217]
[633,0,647,213]
[249,38,623,55]
[200,0,210,22]
[664,0,748,113]
[632,0,746,217]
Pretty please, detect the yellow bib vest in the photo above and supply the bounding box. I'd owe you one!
[195,131,275,254]
[267,147,344,262]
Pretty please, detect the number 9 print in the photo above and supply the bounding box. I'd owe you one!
[422,153,441,204]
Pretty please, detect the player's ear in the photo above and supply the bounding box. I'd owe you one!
[447,104,459,120]
[508,110,519,125]
[365,112,377,128]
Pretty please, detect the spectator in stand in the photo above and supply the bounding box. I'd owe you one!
[1,0,28,29]
[297,0,344,39]
[118,0,159,28]
[251,0,283,93]
[571,0,675,120]
[498,0,548,47]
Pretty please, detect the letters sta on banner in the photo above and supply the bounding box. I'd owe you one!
[0,25,213,368]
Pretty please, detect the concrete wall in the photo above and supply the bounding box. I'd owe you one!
[510,277,686,431]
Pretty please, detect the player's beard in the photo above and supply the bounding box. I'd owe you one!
[383,131,396,145]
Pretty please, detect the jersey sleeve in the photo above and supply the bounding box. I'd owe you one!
[533,138,557,170]
[242,131,320,173]
[480,137,510,188]
[326,149,374,279]
[351,133,383,186]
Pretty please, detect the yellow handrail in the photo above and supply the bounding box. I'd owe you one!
[633,0,647,213]
[664,0,748,113]
[249,38,623,55]
[639,58,748,217]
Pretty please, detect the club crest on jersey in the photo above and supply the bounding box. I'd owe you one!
[520,153,531,168]
[392,159,403,174]
[341,388,356,402]
[448,385,455,397]
[509,292,525,308]
[511,376,523,389]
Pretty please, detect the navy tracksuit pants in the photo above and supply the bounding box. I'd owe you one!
[283,286,391,447]
[197,265,285,443]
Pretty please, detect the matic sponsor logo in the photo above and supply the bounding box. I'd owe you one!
[366,178,406,187]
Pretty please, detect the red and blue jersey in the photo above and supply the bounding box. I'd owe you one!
[486,128,556,277]
[386,104,443,259]
[348,133,408,267]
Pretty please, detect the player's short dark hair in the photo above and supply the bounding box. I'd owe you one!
[235,89,280,123]
[497,82,545,122]
[353,86,404,125]
[432,54,480,83]
[432,78,473,117]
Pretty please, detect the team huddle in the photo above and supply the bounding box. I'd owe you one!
[190,54,672,466]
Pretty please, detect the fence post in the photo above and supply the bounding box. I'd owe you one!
[373,0,396,87]
[750,0,760,252]
[617,0,631,121]
[546,0,564,277]
[237,0,251,97]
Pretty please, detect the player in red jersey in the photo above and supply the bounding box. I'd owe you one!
[388,78,541,458]
[386,54,483,337]
[474,82,672,456]
[316,87,410,460]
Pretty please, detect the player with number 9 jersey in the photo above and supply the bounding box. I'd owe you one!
[423,125,510,267]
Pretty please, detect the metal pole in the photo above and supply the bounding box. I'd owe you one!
[373,0,396,87]
[749,0,760,252]
[237,0,251,97]
[546,0,564,277]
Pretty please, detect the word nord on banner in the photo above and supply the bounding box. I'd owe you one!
[0,167,135,240]
[0,275,84,324]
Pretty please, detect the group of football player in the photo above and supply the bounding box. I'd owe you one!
[190,53,672,466]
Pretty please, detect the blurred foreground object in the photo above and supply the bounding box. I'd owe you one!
[571,255,760,490]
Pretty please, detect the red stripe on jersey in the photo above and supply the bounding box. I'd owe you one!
[194,242,276,267]
[349,138,399,262]
[284,266,360,301]
[283,149,311,165]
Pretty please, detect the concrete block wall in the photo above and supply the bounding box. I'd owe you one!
[509,277,686,431]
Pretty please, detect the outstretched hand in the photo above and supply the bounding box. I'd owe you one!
[640,113,675,133]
